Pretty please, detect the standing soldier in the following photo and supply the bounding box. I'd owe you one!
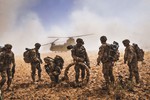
[122,39,139,84]
[30,43,43,83]
[71,38,90,83]
[0,44,15,90]
[97,36,115,89]
[0,47,7,90]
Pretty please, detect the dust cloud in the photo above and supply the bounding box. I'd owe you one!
[0,0,150,55]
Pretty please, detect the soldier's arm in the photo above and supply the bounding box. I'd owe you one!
[128,46,135,63]
[84,49,90,67]
[38,53,43,64]
[124,49,128,64]
[12,52,15,65]
[97,46,104,65]
[71,49,78,61]
[0,52,4,65]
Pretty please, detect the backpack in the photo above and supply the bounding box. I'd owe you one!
[132,43,144,61]
[23,48,33,63]
[108,41,120,61]
[54,55,64,69]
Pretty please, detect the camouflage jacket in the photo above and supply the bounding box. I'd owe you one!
[124,45,137,63]
[97,43,110,63]
[45,63,61,76]
[71,45,90,64]
[0,51,15,69]
[30,49,42,63]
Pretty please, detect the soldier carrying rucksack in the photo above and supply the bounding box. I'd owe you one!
[44,55,64,84]
[97,36,118,89]
[122,39,140,84]
[23,43,43,83]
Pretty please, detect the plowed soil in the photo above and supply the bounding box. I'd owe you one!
[1,52,150,100]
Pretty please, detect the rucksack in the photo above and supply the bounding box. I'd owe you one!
[23,48,33,63]
[108,41,120,61]
[132,43,144,61]
[54,55,64,69]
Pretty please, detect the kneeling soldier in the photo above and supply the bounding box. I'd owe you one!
[44,55,64,83]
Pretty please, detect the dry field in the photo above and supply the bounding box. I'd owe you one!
[1,51,150,100]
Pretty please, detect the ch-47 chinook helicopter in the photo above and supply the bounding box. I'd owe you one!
[42,34,93,52]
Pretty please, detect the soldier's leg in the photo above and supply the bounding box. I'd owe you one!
[128,63,133,81]
[133,62,140,84]
[109,63,115,84]
[80,65,85,80]
[74,65,80,83]
[54,75,59,83]
[102,63,110,87]
[36,63,42,80]
[6,68,12,90]
[31,63,36,82]
[0,71,6,89]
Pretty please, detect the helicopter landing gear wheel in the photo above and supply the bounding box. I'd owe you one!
[64,62,90,86]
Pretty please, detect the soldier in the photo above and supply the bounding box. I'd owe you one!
[122,39,139,84]
[71,38,90,83]
[97,36,115,89]
[44,55,64,83]
[0,44,15,90]
[30,43,43,83]
[0,47,7,90]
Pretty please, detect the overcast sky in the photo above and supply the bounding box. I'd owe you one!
[0,0,150,54]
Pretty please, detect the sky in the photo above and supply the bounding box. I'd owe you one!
[0,0,150,54]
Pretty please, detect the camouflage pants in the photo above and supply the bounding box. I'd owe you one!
[0,70,6,89]
[6,67,13,88]
[50,75,59,83]
[102,62,114,85]
[31,62,42,82]
[128,62,139,83]
[74,64,85,82]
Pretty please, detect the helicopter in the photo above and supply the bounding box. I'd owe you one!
[42,34,93,52]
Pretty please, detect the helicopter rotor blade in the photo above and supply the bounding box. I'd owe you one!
[42,38,59,46]
[48,34,93,38]
[48,36,68,38]
[69,34,94,38]
[42,43,52,46]
[52,38,59,43]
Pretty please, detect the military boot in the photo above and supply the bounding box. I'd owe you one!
[31,75,35,83]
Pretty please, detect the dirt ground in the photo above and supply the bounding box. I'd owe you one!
[1,51,150,100]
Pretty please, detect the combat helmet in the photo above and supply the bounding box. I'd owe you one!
[4,44,12,49]
[122,39,130,44]
[35,43,41,47]
[100,36,107,42]
[76,38,84,44]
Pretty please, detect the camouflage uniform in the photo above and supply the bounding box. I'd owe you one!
[30,43,42,82]
[44,56,64,83]
[0,51,7,89]
[71,38,90,83]
[123,39,139,83]
[97,36,115,87]
[45,63,61,83]
[0,44,15,90]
